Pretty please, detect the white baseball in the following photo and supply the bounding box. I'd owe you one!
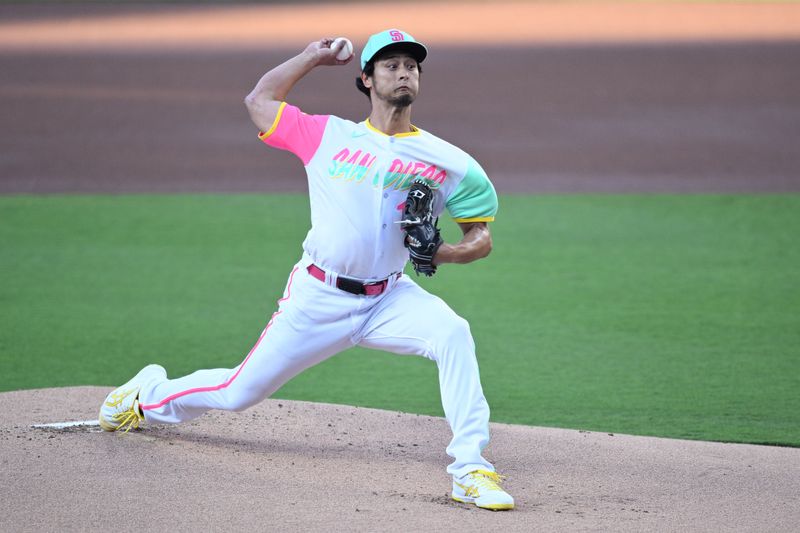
[332,37,353,61]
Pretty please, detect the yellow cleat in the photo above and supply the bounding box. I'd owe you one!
[452,470,515,511]
[98,364,166,432]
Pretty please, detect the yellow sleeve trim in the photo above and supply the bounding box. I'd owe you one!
[257,101,288,140]
[453,216,495,223]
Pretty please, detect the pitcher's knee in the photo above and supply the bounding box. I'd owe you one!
[224,382,272,412]
[432,316,474,354]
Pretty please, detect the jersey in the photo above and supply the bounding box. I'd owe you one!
[259,102,498,280]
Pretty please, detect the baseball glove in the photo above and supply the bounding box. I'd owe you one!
[399,179,443,277]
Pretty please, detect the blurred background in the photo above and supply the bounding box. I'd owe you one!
[1,1,799,194]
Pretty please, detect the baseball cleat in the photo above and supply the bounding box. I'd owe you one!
[98,364,167,432]
[452,470,515,511]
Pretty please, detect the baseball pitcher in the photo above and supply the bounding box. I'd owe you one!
[98,29,514,511]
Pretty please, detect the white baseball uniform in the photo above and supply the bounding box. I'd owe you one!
[138,102,499,477]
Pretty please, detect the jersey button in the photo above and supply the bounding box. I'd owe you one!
[383,193,388,198]
[382,223,387,229]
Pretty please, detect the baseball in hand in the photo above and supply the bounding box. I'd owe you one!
[332,37,353,61]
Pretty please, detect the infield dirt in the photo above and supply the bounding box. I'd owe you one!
[2,387,799,532]
[1,2,799,531]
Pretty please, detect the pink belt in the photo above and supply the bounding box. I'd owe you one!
[307,264,400,296]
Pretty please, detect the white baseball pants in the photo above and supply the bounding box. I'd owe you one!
[139,255,494,477]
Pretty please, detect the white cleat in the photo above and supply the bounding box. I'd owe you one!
[98,364,167,432]
[452,470,515,511]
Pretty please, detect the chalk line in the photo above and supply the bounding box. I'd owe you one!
[32,420,100,429]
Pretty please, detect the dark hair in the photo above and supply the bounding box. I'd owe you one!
[355,53,423,101]
[355,60,375,100]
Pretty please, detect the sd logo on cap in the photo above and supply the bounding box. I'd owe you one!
[360,29,428,70]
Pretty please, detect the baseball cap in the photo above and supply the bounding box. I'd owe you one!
[360,29,428,70]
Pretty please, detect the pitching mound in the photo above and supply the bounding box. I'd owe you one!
[1,387,797,531]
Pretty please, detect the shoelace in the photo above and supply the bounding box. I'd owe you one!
[112,401,144,433]
[469,470,506,492]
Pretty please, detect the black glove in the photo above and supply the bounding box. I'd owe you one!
[399,179,444,277]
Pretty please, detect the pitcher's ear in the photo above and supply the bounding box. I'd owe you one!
[361,72,372,89]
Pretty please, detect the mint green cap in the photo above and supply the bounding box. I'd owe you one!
[360,29,428,71]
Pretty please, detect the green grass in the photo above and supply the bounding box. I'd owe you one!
[1,194,799,446]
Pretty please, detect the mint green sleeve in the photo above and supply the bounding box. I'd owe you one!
[445,156,499,222]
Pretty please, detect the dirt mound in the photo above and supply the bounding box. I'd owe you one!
[1,387,797,531]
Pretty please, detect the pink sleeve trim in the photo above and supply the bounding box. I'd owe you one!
[258,103,329,166]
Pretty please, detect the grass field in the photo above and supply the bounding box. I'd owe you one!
[1,194,798,446]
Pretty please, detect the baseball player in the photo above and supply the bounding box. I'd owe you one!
[99,29,514,511]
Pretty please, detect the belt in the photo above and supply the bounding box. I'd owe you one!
[307,264,399,296]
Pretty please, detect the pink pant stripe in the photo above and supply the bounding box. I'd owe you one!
[140,266,300,411]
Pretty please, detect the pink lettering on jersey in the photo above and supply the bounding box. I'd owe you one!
[332,148,350,162]
[411,162,426,175]
[328,147,376,183]
[388,159,405,173]
[358,153,374,167]
[329,152,445,190]
[383,157,447,190]
[382,159,406,188]
[420,164,437,180]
